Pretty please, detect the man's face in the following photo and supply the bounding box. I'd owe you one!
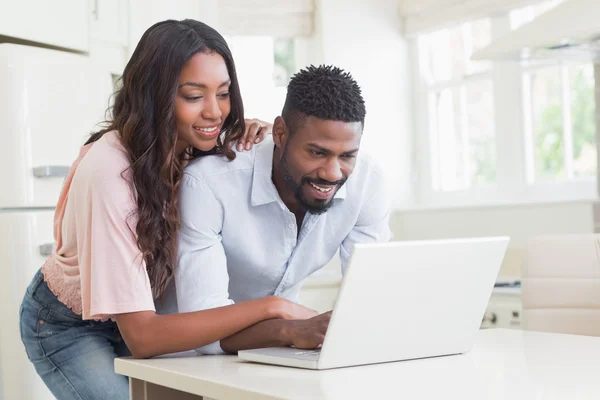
[276,116,362,214]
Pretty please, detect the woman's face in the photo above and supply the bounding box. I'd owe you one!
[174,51,232,154]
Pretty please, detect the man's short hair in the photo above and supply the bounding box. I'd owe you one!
[281,65,366,134]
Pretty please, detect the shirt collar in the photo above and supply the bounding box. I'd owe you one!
[251,138,283,207]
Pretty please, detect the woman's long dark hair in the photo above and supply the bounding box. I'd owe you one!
[87,19,245,298]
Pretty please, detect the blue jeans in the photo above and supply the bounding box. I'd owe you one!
[19,269,130,400]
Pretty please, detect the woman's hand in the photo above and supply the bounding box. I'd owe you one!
[234,118,272,152]
[267,296,319,320]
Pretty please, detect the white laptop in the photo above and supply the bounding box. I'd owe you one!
[238,237,509,370]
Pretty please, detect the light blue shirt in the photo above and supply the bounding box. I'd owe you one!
[159,136,391,353]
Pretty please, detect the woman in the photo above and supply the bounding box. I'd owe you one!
[19,19,315,400]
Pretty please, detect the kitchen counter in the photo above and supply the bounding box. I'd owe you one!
[115,329,600,399]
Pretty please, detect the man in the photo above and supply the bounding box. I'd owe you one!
[170,65,391,353]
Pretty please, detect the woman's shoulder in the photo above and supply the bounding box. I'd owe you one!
[74,130,132,189]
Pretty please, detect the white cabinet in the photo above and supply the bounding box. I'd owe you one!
[90,0,128,45]
[0,44,113,208]
[89,39,128,77]
[89,0,129,77]
[0,0,89,52]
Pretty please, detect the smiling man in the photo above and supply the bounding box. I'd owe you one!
[167,65,391,353]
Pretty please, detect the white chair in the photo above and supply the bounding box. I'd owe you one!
[522,235,600,336]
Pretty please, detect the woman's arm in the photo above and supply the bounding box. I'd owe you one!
[115,295,311,358]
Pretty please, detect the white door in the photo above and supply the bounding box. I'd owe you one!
[0,210,55,400]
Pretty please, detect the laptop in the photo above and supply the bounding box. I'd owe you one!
[238,237,509,370]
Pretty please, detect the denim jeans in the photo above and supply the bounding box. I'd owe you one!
[19,269,130,400]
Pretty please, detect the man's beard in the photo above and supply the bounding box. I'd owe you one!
[279,150,346,215]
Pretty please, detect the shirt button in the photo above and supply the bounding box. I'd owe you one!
[288,223,294,229]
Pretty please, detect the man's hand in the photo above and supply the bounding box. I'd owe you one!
[219,308,332,353]
[285,311,333,349]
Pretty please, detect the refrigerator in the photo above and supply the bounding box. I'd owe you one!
[0,43,113,400]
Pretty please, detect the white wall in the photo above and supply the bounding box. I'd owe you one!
[390,201,595,275]
[392,202,594,247]
[128,0,219,56]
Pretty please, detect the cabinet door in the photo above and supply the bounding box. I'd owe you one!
[90,0,129,46]
[0,0,89,52]
[0,44,113,208]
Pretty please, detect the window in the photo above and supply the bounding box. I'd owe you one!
[413,0,597,207]
[522,63,596,182]
[418,19,495,191]
[511,2,597,183]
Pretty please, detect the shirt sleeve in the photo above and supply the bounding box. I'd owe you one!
[175,172,234,355]
[339,165,392,273]
[73,150,155,320]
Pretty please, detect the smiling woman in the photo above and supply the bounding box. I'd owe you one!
[18,19,315,400]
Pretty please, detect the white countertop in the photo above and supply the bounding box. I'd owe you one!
[115,329,600,399]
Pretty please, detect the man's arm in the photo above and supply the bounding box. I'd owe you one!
[340,165,392,272]
[175,172,235,354]
[220,311,332,353]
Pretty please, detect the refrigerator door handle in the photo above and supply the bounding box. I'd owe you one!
[39,243,54,257]
[33,165,70,178]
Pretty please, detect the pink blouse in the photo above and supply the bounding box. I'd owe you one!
[42,131,155,320]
